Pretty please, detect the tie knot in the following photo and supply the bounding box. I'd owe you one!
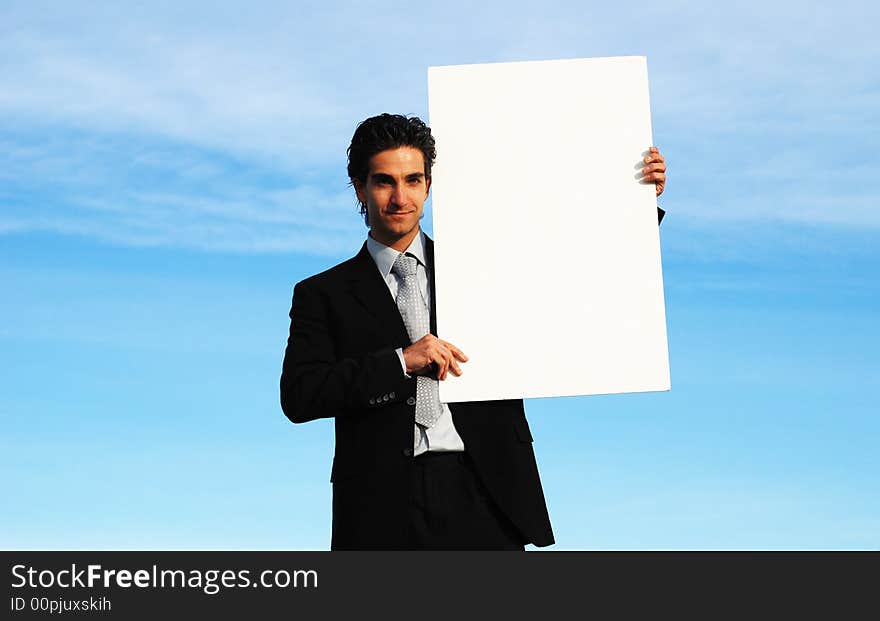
[391,253,418,279]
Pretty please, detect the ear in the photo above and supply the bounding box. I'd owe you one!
[425,176,432,198]
[352,178,367,204]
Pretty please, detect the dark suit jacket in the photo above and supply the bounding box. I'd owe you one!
[280,235,555,549]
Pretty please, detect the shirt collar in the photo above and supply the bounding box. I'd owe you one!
[366,229,428,278]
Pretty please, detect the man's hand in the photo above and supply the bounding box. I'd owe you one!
[641,146,667,197]
[403,334,468,380]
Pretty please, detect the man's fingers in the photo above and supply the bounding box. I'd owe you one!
[415,337,467,379]
[439,353,450,380]
[442,340,469,362]
[440,341,466,377]
[644,147,664,164]
[645,146,667,197]
[641,172,666,182]
[432,344,450,380]
[449,358,462,376]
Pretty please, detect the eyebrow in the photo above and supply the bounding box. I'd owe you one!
[370,172,425,182]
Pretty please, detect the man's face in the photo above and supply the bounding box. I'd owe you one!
[354,146,431,250]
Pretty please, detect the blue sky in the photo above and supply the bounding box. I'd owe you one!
[2,1,878,549]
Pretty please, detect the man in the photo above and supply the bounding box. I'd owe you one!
[280,114,667,550]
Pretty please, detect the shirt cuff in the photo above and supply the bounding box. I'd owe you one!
[395,347,411,378]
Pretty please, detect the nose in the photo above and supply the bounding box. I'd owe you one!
[390,185,408,207]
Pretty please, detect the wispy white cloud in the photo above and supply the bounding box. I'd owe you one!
[0,0,878,254]
[0,32,348,164]
[0,126,368,254]
[1,175,367,255]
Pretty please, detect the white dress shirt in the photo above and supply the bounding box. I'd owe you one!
[366,230,466,455]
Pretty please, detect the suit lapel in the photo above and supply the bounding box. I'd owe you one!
[346,242,411,345]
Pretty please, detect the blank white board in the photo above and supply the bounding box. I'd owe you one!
[427,56,670,403]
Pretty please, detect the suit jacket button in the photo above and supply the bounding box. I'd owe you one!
[382,394,390,402]
[402,448,413,457]
[406,397,416,406]
[368,398,375,405]
[390,392,396,399]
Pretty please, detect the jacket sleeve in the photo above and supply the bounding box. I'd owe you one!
[280,279,409,424]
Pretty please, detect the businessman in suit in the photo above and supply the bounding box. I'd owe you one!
[280,114,667,550]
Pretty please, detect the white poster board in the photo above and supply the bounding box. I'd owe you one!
[427,56,670,403]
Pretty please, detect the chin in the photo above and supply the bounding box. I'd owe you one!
[384,221,417,235]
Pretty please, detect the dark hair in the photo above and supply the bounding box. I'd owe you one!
[347,113,436,225]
